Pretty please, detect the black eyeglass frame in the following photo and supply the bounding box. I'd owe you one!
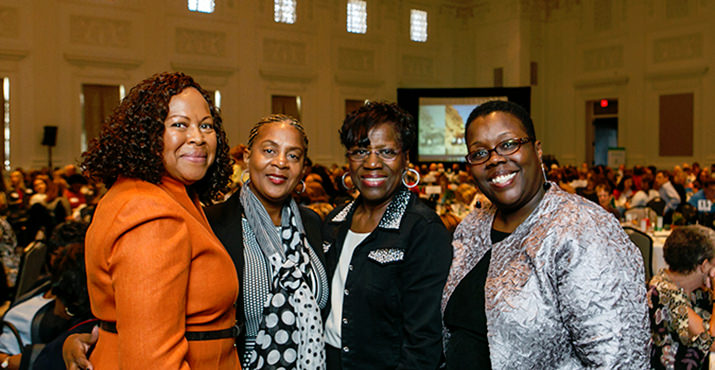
[345,147,402,162]
[465,137,534,165]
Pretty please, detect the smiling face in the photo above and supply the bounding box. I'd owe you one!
[33,178,48,194]
[466,111,544,214]
[347,122,407,207]
[162,87,217,185]
[245,121,306,209]
[10,171,22,187]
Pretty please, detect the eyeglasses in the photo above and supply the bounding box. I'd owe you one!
[346,148,401,162]
[465,137,533,165]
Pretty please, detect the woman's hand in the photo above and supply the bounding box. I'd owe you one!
[62,326,98,370]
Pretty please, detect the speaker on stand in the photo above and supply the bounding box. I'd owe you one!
[42,126,57,168]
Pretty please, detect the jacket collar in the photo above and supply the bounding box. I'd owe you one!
[330,186,412,230]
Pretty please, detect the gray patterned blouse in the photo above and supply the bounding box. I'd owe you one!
[442,183,650,369]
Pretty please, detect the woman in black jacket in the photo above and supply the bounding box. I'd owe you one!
[323,102,452,370]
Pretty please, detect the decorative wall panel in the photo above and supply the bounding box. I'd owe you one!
[401,55,433,77]
[583,45,623,71]
[263,39,306,66]
[665,0,689,19]
[0,7,19,38]
[70,15,131,48]
[175,28,226,57]
[653,33,702,63]
[593,0,612,31]
[338,48,374,72]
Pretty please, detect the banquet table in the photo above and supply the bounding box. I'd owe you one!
[650,230,670,274]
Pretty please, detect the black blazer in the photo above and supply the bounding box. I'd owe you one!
[322,189,452,370]
[204,191,327,357]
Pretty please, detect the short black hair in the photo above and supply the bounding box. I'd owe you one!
[339,101,416,152]
[663,225,715,273]
[465,100,535,139]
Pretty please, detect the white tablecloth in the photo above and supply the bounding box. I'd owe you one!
[651,234,668,274]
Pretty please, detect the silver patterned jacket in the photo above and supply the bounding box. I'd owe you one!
[442,183,650,369]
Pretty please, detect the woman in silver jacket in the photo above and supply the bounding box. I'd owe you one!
[441,100,650,369]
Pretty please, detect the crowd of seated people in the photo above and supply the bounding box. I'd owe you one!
[214,153,715,234]
[0,219,92,370]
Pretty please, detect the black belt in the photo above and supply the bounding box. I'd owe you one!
[99,321,242,341]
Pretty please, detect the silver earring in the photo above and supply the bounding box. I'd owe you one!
[401,168,421,189]
[65,306,75,317]
[295,180,306,194]
[540,160,549,190]
[341,172,353,190]
[240,169,250,184]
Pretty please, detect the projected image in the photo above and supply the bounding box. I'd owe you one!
[418,96,507,162]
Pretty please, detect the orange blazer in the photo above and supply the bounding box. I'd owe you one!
[86,177,240,369]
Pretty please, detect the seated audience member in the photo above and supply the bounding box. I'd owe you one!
[689,178,715,228]
[630,174,659,209]
[596,183,621,219]
[0,169,8,217]
[569,163,589,190]
[0,222,89,369]
[689,178,715,214]
[31,242,93,370]
[29,176,70,218]
[228,143,248,193]
[648,225,715,369]
[303,181,334,221]
[6,170,33,246]
[614,175,634,211]
[672,168,689,204]
[0,217,18,293]
[310,164,339,203]
[62,175,87,213]
[27,175,71,239]
[6,170,31,210]
[548,168,576,194]
[655,170,681,222]
[696,168,712,190]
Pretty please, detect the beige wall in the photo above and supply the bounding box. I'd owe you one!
[1,0,714,171]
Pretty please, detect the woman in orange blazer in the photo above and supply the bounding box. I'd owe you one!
[80,72,239,369]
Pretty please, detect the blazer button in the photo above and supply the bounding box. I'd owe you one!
[344,289,349,296]
[342,346,349,353]
[348,264,354,271]
[342,318,348,325]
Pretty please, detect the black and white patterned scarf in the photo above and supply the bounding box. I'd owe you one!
[241,182,325,369]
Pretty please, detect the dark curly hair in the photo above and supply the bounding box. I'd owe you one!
[339,101,416,151]
[465,100,536,139]
[80,72,232,203]
[51,242,90,319]
[663,225,715,273]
